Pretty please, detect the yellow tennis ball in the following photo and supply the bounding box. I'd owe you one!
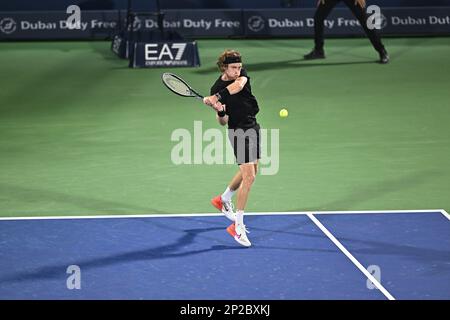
[279,109,288,118]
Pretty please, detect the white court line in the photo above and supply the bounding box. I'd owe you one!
[0,209,447,221]
[440,209,450,220]
[295,209,446,215]
[0,213,223,221]
[306,213,396,300]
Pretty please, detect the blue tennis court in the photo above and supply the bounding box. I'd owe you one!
[0,210,449,300]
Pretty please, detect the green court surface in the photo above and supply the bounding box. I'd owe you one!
[0,37,449,217]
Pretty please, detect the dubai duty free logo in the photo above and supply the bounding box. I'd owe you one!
[378,13,388,29]
[247,16,265,32]
[0,17,17,34]
[127,16,142,32]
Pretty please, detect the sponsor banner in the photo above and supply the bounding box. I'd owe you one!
[244,8,450,37]
[1,8,449,40]
[0,10,121,39]
[130,9,243,37]
[0,9,242,40]
[244,8,450,36]
[245,9,365,36]
[384,7,450,34]
[130,41,200,68]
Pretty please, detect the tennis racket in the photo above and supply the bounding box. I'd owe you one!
[161,72,204,101]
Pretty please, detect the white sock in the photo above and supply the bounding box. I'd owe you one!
[236,210,244,226]
[221,187,235,202]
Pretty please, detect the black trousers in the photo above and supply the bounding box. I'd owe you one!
[314,0,385,52]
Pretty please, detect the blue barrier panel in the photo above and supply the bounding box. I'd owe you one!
[243,7,450,37]
[0,10,121,40]
[129,9,243,38]
[1,7,449,40]
[2,0,450,11]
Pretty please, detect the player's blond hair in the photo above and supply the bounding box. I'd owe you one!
[217,50,242,72]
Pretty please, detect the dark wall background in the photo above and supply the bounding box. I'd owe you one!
[1,0,450,11]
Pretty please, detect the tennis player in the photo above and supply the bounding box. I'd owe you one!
[304,0,389,64]
[203,50,260,247]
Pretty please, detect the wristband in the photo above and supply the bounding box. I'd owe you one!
[217,109,226,117]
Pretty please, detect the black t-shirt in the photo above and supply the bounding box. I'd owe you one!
[210,69,259,129]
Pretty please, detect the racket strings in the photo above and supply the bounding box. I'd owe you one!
[163,75,192,97]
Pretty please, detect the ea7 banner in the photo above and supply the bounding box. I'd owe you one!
[129,41,200,68]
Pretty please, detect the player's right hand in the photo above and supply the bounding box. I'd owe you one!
[204,94,219,106]
[203,97,212,106]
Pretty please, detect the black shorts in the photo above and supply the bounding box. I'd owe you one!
[228,124,260,165]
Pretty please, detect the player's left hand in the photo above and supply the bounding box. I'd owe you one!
[212,102,225,112]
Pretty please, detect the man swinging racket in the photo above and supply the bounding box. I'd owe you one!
[203,49,261,248]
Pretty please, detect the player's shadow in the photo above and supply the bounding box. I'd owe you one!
[0,217,337,284]
[0,183,169,215]
[0,54,117,117]
[195,59,377,75]
[290,169,441,213]
[384,36,435,60]
[0,226,240,284]
[266,222,450,273]
[88,41,126,63]
[195,211,450,273]
[329,223,450,262]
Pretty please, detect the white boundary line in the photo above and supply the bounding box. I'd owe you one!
[440,209,450,220]
[295,209,446,215]
[0,209,447,221]
[0,213,223,221]
[306,213,396,300]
